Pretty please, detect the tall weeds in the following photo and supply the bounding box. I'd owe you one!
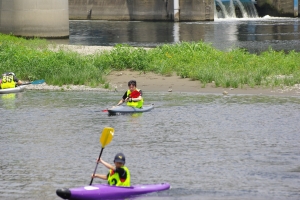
[1,34,299,88]
[0,34,105,86]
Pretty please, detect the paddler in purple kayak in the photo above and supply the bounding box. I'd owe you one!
[91,153,130,187]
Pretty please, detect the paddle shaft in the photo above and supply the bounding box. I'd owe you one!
[102,102,124,112]
[114,92,140,109]
[90,147,104,185]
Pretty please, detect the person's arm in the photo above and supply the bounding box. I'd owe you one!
[116,99,124,106]
[98,158,115,171]
[129,96,142,102]
[14,77,22,85]
[117,91,128,106]
[91,173,108,180]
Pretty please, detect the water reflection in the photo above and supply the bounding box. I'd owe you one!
[0,93,25,110]
[49,18,300,53]
[1,93,17,109]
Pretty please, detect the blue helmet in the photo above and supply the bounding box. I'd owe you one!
[114,153,125,164]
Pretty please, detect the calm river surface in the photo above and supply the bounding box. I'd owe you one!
[50,18,300,53]
[0,91,300,200]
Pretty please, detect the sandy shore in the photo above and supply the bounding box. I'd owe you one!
[25,45,300,96]
[25,83,108,92]
[106,70,300,96]
[25,69,300,96]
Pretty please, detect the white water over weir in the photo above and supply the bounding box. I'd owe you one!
[215,0,258,19]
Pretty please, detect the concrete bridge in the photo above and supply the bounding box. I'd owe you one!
[0,0,69,38]
[0,0,298,38]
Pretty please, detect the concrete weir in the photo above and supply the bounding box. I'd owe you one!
[256,0,299,17]
[0,0,69,38]
[69,0,214,21]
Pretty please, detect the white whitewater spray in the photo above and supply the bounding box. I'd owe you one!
[215,0,229,18]
[235,0,249,18]
[228,0,237,18]
[214,0,258,19]
[248,1,259,18]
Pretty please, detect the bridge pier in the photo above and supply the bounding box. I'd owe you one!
[174,0,180,21]
[0,0,69,38]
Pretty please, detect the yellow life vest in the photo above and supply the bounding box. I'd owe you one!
[107,166,130,187]
[126,89,143,108]
[1,75,16,89]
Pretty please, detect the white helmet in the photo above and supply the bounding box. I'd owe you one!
[8,72,15,76]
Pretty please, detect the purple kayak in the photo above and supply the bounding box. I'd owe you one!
[56,183,170,200]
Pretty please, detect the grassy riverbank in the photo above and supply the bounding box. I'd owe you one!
[0,34,299,89]
[0,34,106,87]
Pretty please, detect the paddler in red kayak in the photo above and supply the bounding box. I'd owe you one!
[116,80,143,108]
[91,153,130,187]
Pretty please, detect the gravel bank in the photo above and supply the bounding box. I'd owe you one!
[25,83,108,92]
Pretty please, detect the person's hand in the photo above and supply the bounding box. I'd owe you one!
[96,158,103,164]
[91,174,97,178]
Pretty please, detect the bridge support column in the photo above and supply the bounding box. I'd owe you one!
[0,0,69,38]
[174,0,180,21]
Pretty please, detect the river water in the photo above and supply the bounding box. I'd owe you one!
[0,91,299,200]
[49,17,300,53]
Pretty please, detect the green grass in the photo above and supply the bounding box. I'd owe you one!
[0,34,106,87]
[0,33,299,89]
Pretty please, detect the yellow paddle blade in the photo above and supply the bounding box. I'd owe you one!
[100,127,114,148]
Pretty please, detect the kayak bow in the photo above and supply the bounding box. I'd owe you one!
[0,86,26,94]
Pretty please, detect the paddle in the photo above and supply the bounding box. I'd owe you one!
[90,127,114,185]
[102,104,122,112]
[102,103,125,112]
[22,79,45,85]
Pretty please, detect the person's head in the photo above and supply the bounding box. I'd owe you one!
[128,80,137,92]
[114,153,125,168]
[8,72,15,76]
